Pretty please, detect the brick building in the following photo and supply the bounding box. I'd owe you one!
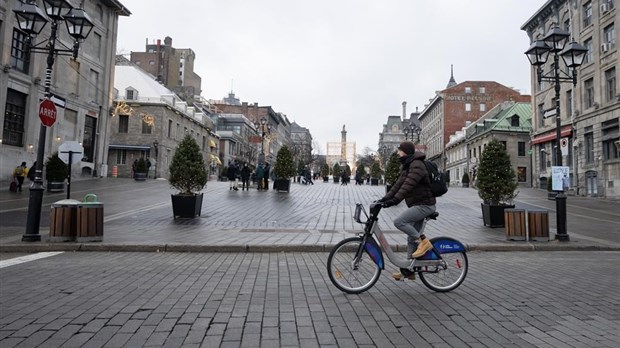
[417,69,530,177]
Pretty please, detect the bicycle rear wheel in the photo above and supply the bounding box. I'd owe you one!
[327,237,381,294]
[418,239,468,292]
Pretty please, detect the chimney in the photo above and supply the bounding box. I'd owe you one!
[402,101,407,121]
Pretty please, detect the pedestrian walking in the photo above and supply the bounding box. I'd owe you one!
[340,171,348,185]
[227,161,239,191]
[12,161,28,192]
[263,163,271,190]
[240,164,251,191]
[255,164,265,191]
[28,161,37,181]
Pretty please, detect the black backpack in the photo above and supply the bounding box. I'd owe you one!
[423,160,448,197]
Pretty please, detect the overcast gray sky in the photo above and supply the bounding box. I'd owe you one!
[117,0,544,155]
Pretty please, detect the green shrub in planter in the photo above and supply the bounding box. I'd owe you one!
[384,152,400,186]
[169,135,208,195]
[45,152,68,182]
[273,145,296,191]
[462,172,470,187]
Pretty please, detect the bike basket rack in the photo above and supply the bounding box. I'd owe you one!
[353,203,368,223]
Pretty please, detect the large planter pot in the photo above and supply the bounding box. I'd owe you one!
[371,178,379,186]
[134,172,147,181]
[47,181,65,193]
[323,177,329,182]
[171,193,203,219]
[333,177,340,183]
[274,178,291,192]
[481,203,515,228]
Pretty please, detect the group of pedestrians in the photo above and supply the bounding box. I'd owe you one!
[10,161,37,192]
[226,161,271,191]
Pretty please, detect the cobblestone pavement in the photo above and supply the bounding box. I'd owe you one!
[1,178,619,252]
[1,251,619,347]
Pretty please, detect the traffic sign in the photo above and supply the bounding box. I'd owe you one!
[39,99,57,127]
[58,141,83,164]
[560,137,569,156]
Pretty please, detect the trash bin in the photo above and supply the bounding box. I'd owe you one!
[49,199,80,242]
[528,210,549,241]
[76,194,104,242]
[504,209,526,241]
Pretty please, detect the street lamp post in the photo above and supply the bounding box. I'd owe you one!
[254,117,271,164]
[403,122,421,144]
[525,26,587,242]
[152,140,159,179]
[16,0,94,242]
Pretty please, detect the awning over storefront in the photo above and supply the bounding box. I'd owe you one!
[208,139,217,148]
[108,144,151,150]
[530,126,572,145]
[210,154,222,165]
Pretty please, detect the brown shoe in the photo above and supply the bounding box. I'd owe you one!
[411,238,433,259]
[392,270,415,281]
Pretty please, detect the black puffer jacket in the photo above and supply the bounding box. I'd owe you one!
[383,151,436,207]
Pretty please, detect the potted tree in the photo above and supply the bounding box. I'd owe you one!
[355,164,366,185]
[332,163,341,183]
[370,162,381,186]
[477,140,518,228]
[384,151,400,192]
[321,163,330,182]
[134,158,148,181]
[273,145,296,192]
[169,135,208,218]
[462,172,470,188]
[45,152,68,192]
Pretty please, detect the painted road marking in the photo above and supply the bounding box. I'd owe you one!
[0,252,64,269]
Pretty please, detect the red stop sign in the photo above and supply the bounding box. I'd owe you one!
[39,99,57,127]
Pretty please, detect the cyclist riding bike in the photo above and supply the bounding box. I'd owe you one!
[376,141,436,281]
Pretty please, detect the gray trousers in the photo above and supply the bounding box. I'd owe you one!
[393,205,436,255]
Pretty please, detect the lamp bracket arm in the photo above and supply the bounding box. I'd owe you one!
[539,68,573,81]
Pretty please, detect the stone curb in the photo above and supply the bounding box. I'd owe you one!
[1,243,619,253]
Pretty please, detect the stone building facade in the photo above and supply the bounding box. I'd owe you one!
[0,0,130,182]
[522,0,619,199]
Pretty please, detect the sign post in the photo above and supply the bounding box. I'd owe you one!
[59,141,84,199]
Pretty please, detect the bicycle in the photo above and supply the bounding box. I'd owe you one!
[327,202,468,294]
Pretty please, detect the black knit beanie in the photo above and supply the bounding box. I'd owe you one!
[397,141,416,155]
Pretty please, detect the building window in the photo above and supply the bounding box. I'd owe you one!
[603,23,616,49]
[176,123,180,139]
[511,115,520,127]
[584,38,593,64]
[566,90,573,116]
[518,142,526,156]
[168,120,172,138]
[116,149,127,165]
[537,103,545,127]
[465,103,471,112]
[119,115,129,133]
[584,78,595,108]
[89,69,99,102]
[479,103,486,112]
[584,126,594,164]
[605,67,616,102]
[10,29,30,74]
[517,167,527,182]
[601,118,619,160]
[2,89,27,147]
[83,116,97,162]
[583,1,592,27]
[142,119,153,134]
[126,90,134,100]
[94,32,102,60]
[465,87,472,94]
[149,60,155,65]
[540,148,547,171]
[479,87,486,94]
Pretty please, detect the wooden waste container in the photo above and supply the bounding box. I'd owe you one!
[49,199,80,242]
[528,210,549,241]
[76,194,104,242]
[504,209,526,241]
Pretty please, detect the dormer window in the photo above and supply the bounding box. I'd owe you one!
[125,87,138,100]
[510,114,520,127]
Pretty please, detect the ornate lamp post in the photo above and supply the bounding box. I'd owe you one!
[379,144,390,170]
[254,117,271,164]
[152,140,159,179]
[403,122,422,144]
[16,0,94,242]
[525,26,587,242]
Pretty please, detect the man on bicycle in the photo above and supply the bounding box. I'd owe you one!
[377,141,436,281]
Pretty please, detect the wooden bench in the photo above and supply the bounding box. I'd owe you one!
[528,210,549,241]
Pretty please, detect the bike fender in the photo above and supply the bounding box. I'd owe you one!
[364,238,384,269]
[418,237,466,260]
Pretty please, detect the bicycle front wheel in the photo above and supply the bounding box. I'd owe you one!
[418,239,468,292]
[327,237,381,294]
